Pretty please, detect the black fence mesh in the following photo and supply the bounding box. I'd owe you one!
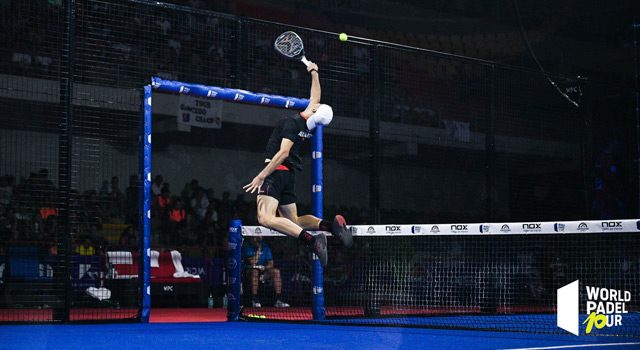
[0,0,637,324]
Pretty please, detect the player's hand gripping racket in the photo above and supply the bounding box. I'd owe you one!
[274,31,309,67]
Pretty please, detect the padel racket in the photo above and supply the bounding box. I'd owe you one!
[274,31,310,67]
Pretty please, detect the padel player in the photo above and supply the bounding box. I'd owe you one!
[243,61,352,267]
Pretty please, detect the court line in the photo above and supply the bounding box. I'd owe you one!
[500,342,640,350]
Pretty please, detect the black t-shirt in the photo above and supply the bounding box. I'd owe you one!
[264,113,314,171]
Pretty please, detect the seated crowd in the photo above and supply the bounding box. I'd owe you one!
[0,171,375,260]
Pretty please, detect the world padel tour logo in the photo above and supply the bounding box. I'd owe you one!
[557,280,631,335]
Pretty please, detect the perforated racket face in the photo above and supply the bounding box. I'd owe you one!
[274,31,304,59]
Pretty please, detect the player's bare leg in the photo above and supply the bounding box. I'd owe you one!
[279,203,353,248]
[257,195,327,267]
[256,195,303,237]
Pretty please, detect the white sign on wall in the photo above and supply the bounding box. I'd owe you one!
[177,94,222,129]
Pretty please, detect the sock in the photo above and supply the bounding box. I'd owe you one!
[318,219,331,232]
[276,293,282,301]
[297,230,315,247]
[252,294,259,302]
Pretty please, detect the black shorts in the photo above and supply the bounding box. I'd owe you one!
[259,168,296,205]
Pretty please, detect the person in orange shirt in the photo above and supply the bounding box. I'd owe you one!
[165,198,186,244]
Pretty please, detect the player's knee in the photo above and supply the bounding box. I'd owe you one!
[257,212,274,228]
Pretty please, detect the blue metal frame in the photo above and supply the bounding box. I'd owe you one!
[311,126,325,319]
[139,85,152,322]
[144,78,326,320]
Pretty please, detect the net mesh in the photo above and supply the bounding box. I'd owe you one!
[240,225,639,336]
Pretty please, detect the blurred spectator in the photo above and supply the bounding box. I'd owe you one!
[198,203,220,246]
[165,197,187,244]
[233,193,248,221]
[36,193,58,241]
[35,168,55,195]
[190,187,209,225]
[181,178,200,203]
[0,175,13,210]
[109,226,136,252]
[155,13,171,36]
[78,189,104,232]
[218,191,233,228]
[75,237,96,255]
[125,174,139,225]
[100,176,126,221]
[3,206,19,241]
[153,186,172,218]
[151,175,163,196]
[205,188,220,208]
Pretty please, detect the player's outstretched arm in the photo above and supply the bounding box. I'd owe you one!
[243,138,294,193]
[307,61,320,106]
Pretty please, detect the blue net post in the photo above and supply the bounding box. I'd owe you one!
[311,125,325,320]
[138,85,152,322]
[226,220,242,321]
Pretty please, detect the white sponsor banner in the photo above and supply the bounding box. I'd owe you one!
[177,94,222,129]
[242,219,640,237]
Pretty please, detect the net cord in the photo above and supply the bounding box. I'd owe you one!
[243,219,640,236]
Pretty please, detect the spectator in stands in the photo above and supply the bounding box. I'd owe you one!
[232,193,248,221]
[10,201,33,241]
[155,13,171,37]
[78,189,104,233]
[190,187,209,226]
[36,193,58,241]
[196,203,221,249]
[75,237,96,255]
[165,197,187,245]
[108,176,126,220]
[153,186,172,218]
[125,174,138,225]
[151,174,163,197]
[205,188,220,209]
[109,226,136,252]
[218,191,233,229]
[35,168,55,198]
[181,178,201,203]
[242,236,290,308]
[0,175,13,211]
[2,206,19,242]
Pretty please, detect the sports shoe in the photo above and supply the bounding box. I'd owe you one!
[332,215,353,248]
[311,233,328,267]
[252,299,262,308]
[274,300,290,308]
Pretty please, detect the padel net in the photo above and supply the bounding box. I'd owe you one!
[228,220,639,336]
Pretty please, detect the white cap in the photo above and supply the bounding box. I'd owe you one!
[306,104,333,130]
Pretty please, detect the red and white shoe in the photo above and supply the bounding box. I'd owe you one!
[332,215,353,248]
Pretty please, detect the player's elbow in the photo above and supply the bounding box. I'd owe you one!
[279,149,290,159]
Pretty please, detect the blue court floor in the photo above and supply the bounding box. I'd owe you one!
[1,322,639,350]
